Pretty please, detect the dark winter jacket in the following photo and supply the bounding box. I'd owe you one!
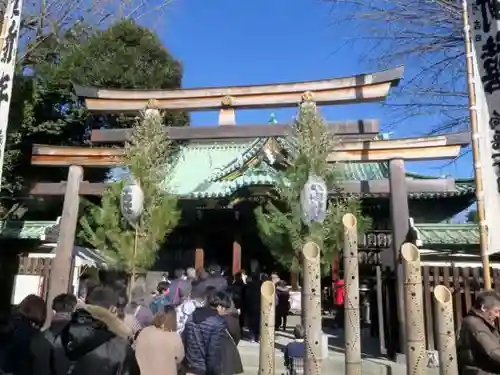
[458,308,500,374]
[229,281,245,310]
[182,306,227,375]
[46,313,72,340]
[0,313,53,375]
[244,280,261,314]
[45,312,72,375]
[58,305,139,375]
[222,313,241,345]
[276,285,290,314]
[220,330,244,375]
[194,274,228,295]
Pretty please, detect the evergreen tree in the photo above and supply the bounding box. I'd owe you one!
[255,99,370,273]
[79,109,180,291]
[1,20,187,218]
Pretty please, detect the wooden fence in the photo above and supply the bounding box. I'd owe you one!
[380,265,500,356]
[420,266,500,351]
[17,257,52,300]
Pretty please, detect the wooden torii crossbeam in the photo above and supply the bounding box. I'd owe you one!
[90,120,381,143]
[29,177,457,197]
[30,132,469,168]
[74,67,404,115]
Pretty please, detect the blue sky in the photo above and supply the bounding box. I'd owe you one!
[157,0,472,179]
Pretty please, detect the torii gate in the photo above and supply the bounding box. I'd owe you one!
[28,66,470,359]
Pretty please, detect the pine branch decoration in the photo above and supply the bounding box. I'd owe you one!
[255,101,370,273]
[79,109,180,273]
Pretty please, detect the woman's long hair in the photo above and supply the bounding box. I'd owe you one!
[152,305,177,332]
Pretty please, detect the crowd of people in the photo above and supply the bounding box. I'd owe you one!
[11,263,500,374]
[0,264,304,375]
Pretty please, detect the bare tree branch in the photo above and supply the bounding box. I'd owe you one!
[325,0,467,134]
[19,0,174,66]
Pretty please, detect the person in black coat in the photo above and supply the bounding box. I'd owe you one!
[244,276,262,342]
[275,280,291,331]
[198,264,228,294]
[46,293,77,340]
[58,286,139,375]
[45,293,78,375]
[230,272,246,332]
[0,294,53,375]
[221,308,241,345]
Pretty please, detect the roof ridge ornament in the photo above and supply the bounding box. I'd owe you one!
[301,91,314,102]
[146,99,160,109]
[269,113,278,124]
[145,99,161,119]
[221,95,234,107]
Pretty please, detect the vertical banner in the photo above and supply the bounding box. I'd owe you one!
[468,0,500,254]
[0,0,23,192]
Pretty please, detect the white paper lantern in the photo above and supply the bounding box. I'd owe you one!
[300,175,328,226]
[120,181,144,225]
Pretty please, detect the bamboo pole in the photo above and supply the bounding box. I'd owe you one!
[433,285,458,375]
[302,241,322,375]
[342,213,362,375]
[401,243,426,375]
[128,226,139,301]
[462,0,491,289]
[259,280,276,375]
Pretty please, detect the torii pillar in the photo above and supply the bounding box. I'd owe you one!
[326,133,470,360]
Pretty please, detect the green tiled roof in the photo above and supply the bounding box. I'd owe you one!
[414,223,479,246]
[165,139,277,198]
[0,220,58,240]
[157,137,476,200]
[340,163,475,198]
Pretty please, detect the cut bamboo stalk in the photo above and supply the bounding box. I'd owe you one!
[401,243,426,375]
[343,213,362,375]
[433,285,458,375]
[259,280,276,375]
[302,241,322,375]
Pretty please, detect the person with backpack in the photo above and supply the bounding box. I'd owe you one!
[149,281,170,315]
[176,283,205,334]
[165,269,188,307]
[58,286,139,375]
